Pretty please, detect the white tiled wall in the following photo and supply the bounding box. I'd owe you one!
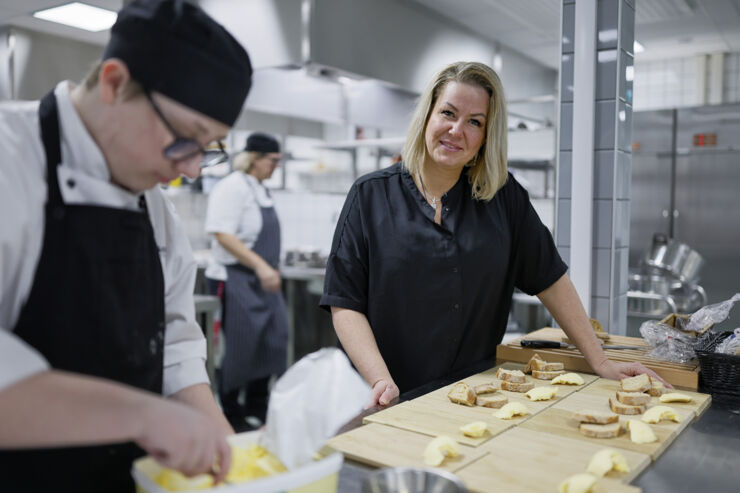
[634,52,740,110]
[272,190,347,256]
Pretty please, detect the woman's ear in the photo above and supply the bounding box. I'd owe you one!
[98,59,132,104]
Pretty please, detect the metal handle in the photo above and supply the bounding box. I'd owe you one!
[627,290,678,315]
[692,285,708,307]
[520,340,561,349]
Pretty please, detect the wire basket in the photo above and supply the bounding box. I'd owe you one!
[695,332,740,399]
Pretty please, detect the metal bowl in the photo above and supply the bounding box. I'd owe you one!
[644,237,704,282]
[362,467,468,493]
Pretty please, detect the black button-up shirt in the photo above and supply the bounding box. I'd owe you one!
[320,163,567,392]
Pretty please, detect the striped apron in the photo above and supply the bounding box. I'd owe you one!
[220,185,288,393]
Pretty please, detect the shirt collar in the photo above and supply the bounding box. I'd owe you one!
[400,162,467,209]
[54,81,111,183]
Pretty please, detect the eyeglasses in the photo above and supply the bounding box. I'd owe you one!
[145,92,228,168]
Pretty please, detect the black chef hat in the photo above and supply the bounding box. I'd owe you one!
[103,0,252,126]
[245,133,280,153]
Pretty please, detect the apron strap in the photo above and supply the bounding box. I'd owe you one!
[38,90,64,208]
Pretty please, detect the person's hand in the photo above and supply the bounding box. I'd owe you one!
[256,264,281,293]
[594,359,673,389]
[367,378,399,408]
[134,397,232,484]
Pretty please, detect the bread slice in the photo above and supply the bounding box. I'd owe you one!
[646,377,666,397]
[525,353,565,373]
[609,396,646,415]
[620,373,651,393]
[476,392,508,408]
[572,409,619,424]
[447,382,476,406]
[524,353,543,374]
[532,369,566,380]
[579,421,622,438]
[616,391,651,406]
[500,380,535,393]
[473,381,501,395]
[496,368,526,383]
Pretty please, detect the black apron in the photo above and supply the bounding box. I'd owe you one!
[221,179,288,392]
[0,91,165,492]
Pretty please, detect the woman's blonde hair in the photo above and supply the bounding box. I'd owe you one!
[233,151,263,173]
[402,61,508,201]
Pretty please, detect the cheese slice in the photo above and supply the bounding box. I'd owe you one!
[459,421,488,438]
[558,473,598,493]
[626,419,657,444]
[551,372,585,385]
[493,401,530,419]
[642,405,681,424]
[525,386,558,401]
[659,392,692,403]
[422,435,460,466]
[587,448,630,477]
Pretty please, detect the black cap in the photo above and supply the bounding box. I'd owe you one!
[103,0,252,126]
[245,133,280,153]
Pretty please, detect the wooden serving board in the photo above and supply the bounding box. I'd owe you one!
[364,362,596,446]
[520,378,701,459]
[497,328,701,390]
[363,399,515,446]
[327,423,488,473]
[456,427,648,493]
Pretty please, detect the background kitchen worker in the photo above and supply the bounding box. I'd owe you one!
[321,61,669,407]
[205,133,288,431]
[0,0,253,491]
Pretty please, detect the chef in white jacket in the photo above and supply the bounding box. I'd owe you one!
[0,1,252,491]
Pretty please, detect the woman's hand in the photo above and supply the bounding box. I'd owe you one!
[135,398,232,484]
[594,359,673,389]
[256,264,281,293]
[368,378,399,408]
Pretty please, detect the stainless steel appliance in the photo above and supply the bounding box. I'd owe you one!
[628,103,740,336]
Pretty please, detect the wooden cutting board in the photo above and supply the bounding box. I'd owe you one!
[520,378,702,459]
[497,328,701,389]
[364,362,596,446]
[456,427,649,493]
[327,423,488,473]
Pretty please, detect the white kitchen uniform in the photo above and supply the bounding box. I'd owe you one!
[0,81,209,395]
[204,171,273,280]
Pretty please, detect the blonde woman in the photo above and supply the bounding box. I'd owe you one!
[205,133,287,430]
[321,61,667,407]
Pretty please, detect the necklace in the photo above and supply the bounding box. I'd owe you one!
[418,172,438,209]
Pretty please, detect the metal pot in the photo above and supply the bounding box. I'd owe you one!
[628,273,677,316]
[362,467,467,493]
[628,273,707,316]
[644,235,704,282]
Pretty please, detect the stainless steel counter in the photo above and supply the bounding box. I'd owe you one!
[335,362,740,493]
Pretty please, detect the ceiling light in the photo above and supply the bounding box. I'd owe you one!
[33,2,117,32]
[633,41,645,53]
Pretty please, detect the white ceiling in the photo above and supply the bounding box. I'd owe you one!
[0,0,121,45]
[1,0,739,68]
[411,0,740,69]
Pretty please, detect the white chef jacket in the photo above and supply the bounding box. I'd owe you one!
[0,81,209,396]
[204,170,274,281]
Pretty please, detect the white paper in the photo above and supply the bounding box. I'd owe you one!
[261,348,370,469]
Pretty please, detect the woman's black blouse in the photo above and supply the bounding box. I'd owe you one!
[320,163,567,392]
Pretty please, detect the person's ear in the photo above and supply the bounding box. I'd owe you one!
[98,59,132,104]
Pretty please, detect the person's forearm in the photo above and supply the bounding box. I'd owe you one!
[536,273,609,371]
[331,307,392,386]
[214,232,268,271]
[0,370,153,448]
[170,383,234,435]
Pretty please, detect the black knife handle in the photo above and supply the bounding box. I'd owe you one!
[520,340,561,348]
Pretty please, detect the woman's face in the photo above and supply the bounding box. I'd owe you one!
[249,153,281,182]
[424,81,489,172]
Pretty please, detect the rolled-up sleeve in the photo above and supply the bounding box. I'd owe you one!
[320,184,369,314]
[149,190,209,396]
